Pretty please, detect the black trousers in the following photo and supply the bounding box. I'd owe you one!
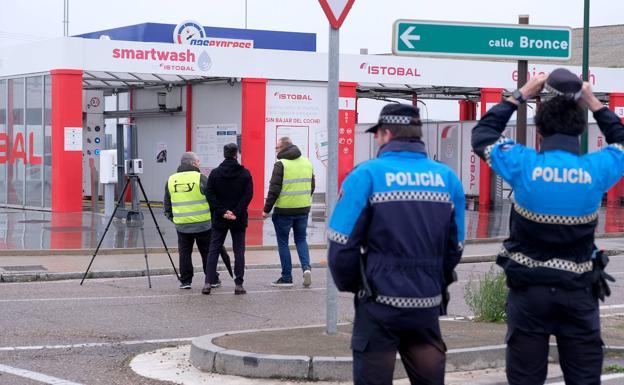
[351,300,446,385]
[506,286,603,385]
[178,230,230,285]
[206,226,246,285]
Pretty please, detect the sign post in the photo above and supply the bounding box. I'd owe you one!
[392,20,572,61]
[318,0,355,335]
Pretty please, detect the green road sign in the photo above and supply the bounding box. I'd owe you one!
[392,20,572,61]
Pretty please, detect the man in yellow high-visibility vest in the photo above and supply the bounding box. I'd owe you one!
[263,137,315,288]
[164,152,229,291]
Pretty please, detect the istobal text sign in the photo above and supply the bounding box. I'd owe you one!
[393,20,572,61]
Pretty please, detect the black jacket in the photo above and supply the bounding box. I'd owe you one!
[163,164,211,233]
[263,145,315,216]
[206,158,253,229]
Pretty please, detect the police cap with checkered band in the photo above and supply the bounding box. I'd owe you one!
[366,103,421,134]
[545,68,583,101]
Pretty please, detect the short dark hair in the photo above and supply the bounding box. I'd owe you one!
[535,96,585,137]
[377,121,422,139]
[223,143,238,159]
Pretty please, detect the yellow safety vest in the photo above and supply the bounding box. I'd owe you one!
[275,157,313,209]
[167,171,211,225]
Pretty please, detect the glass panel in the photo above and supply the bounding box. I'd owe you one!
[25,77,43,207]
[44,75,52,208]
[0,80,6,204]
[8,78,25,206]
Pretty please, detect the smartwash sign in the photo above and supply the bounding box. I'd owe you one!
[99,20,255,76]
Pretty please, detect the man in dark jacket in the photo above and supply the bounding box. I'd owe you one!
[203,143,253,295]
[164,152,230,290]
[263,137,315,288]
[328,104,465,385]
[472,70,623,385]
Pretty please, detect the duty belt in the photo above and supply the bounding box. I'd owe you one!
[375,294,442,309]
[500,248,593,274]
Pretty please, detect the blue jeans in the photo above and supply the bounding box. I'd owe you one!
[272,213,311,281]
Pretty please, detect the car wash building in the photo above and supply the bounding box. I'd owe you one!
[1,20,624,213]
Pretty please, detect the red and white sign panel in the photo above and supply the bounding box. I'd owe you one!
[318,0,355,29]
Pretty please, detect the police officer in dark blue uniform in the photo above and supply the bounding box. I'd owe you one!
[472,69,620,385]
[328,104,465,385]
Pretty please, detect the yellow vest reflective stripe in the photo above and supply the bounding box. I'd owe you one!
[167,171,211,225]
[275,157,313,209]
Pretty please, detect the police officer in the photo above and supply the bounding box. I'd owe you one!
[472,69,621,385]
[263,137,315,288]
[164,152,229,290]
[328,104,465,385]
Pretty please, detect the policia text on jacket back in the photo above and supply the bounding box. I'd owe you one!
[471,69,621,385]
[328,104,465,385]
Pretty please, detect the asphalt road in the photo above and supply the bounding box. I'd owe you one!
[1,257,623,384]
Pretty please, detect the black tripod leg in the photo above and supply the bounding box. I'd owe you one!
[80,178,131,285]
[136,177,181,281]
[139,226,152,288]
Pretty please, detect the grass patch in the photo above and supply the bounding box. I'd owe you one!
[604,364,624,374]
[464,266,508,322]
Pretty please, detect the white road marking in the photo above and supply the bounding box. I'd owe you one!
[548,373,624,384]
[0,337,194,352]
[0,287,325,303]
[0,363,84,384]
[600,304,624,310]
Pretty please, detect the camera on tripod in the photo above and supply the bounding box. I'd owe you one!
[124,159,144,175]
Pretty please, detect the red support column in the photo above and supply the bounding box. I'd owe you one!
[607,93,624,206]
[241,78,267,215]
[338,82,357,186]
[51,69,83,212]
[478,88,504,207]
[186,84,193,151]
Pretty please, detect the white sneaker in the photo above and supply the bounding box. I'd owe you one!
[303,270,312,287]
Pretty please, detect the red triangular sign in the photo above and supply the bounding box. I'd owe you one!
[318,0,355,29]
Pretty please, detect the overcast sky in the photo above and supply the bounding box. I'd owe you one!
[1,0,624,52]
[2,0,621,121]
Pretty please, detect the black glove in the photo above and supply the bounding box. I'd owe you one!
[592,251,616,302]
[440,270,458,316]
[440,287,450,316]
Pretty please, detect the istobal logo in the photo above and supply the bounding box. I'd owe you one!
[173,20,206,45]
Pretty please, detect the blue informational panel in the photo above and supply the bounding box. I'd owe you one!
[76,22,316,52]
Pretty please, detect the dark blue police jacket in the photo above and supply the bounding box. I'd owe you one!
[472,101,624,289]
[327,139,465,327]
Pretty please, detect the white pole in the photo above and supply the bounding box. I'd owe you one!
[63,0,69,37]
[325,25,339,335]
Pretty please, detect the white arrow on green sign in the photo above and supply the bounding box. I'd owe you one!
[393,20,572,61]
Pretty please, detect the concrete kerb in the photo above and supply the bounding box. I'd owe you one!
[0,262,328,283]
[4,248,624,282]
[189,327,624,382]
[1,232,622,257]
[189,326,495,381]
